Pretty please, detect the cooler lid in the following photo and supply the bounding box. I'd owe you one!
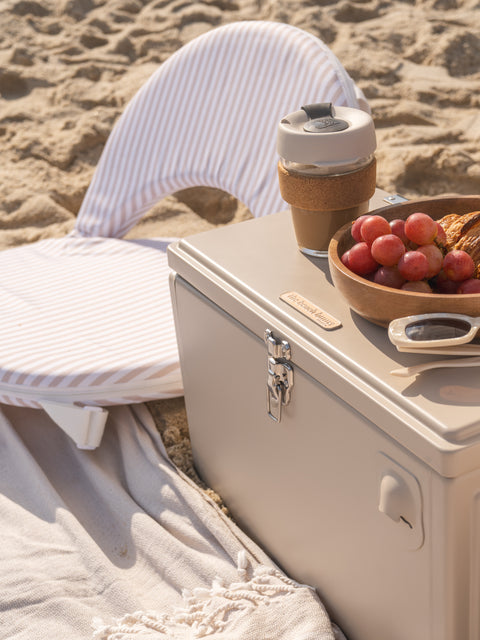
[168,203,480,478]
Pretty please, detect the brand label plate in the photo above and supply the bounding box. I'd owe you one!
[280,291,342,330]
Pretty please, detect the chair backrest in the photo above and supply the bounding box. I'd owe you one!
[74,21,368,239]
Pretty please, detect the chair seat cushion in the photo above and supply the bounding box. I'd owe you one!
[0,236,181,408]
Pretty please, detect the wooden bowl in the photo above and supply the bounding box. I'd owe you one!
[328,195,480,327]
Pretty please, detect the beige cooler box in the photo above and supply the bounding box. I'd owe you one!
[168,203,480,640]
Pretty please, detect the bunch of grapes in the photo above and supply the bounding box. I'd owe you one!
[341,212,480,294]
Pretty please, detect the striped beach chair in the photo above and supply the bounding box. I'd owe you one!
[0,21,368,448]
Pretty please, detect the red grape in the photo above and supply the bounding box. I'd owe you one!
[442,249,475,282]
[360,215,391,246]
[351,215,371,243]
[416,244,443,278]
[435,222,447,247]
[433,270,459,294]
[397,250,429,281]
[389,219,409,245]
[371,234,406,266]
[373,266,405,289]
[401,281,433,293]
[341,249,351,269]
[457,278,480,294]
[404,212,438,245]
[347,242,379,276]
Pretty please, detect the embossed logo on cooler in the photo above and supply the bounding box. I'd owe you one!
[280,291,342,330]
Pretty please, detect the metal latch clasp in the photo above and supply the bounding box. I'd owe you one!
[264,329,294,423]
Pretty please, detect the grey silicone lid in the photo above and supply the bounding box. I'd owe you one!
[277,104,376,166]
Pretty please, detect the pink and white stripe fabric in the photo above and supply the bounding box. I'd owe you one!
[0,21,368,420]
[74,20,367,238]
[0,237,181,408]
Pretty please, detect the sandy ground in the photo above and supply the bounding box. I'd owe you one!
[1,0,480,492]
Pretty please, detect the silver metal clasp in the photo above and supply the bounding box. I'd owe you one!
[264,329,294,423]
[383,194,408,205]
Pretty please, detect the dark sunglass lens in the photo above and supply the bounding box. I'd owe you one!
[405,318,471,341]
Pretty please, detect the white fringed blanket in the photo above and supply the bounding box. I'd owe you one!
[0,403,343,639]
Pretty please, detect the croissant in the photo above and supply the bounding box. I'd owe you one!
[438,210,480,277]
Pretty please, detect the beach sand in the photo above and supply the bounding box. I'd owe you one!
[1,0,480,496]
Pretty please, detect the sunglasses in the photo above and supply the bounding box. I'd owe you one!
[388,313,480,355]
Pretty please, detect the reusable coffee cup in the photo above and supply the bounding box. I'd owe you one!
[277,103,377,257]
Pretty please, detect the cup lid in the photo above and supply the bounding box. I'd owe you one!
[277,103,376,166]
